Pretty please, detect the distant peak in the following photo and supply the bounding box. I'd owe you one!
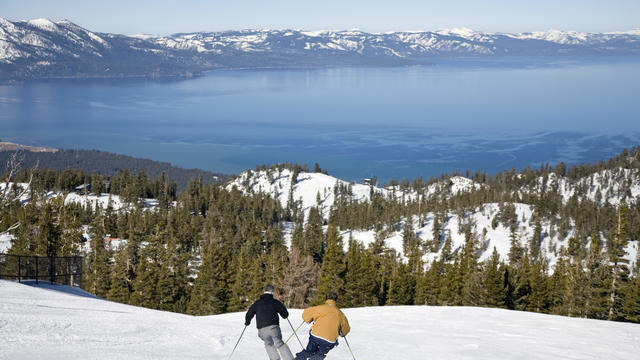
[436,27,478,37]
[27,18,58,32]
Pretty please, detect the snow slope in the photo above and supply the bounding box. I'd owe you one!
[337,203,638,271]
[1,280,639,360]
[527,169,640,206]
[229,169,639,270]
[64,192,158,211]
[1,181,158,211]
[226,169,481,219]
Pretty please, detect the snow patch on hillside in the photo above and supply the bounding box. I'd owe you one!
[526,169,640,206]
[229,169,638,270]
[227,169,380,218]
[0,182,158,211]
[227,170,484,220]
[0,233,14,252]
[340,202,638,271]
[63,192,157,211]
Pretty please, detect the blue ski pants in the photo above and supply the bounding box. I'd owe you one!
[295,333,336,360]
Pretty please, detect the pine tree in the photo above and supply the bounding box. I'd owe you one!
[84,207,112,297]
[441,231,454,263]
[343,235,378,307]
[402,222,415,256]
[303,207,325,263]
[608,206,631,320]
[529,220,543,261]
[9,201,39,255]
[34,202,61,258]
[483,247,506,308]
[156,235,191,312]
[460,224,482,306]
[548,250,569,314]
[406,236,423,305]
[513,253,533,311]
[107,244,132,304]
[419,259,444,305]
[431,214,442,250]
[567,252,591,318]
[187,238,233,315]
[290,221,305,252]
[440,254,463,306]
[528,258,550,313]
[314,224,345,304]
[508,232,524,267]
[228,245,255,312]
[130,238,161,309]
[622,275,640,322]
[58,203,84,256]
[584,232,608,319]
[386,260,413,305]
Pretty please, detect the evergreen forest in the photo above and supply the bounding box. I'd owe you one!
[1,148,639,324]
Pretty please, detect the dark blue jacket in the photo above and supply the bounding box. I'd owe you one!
[245,293,289,329]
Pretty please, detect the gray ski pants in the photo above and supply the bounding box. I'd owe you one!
[258,325,294,360]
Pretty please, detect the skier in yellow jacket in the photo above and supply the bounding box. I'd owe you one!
[295,292,350,360]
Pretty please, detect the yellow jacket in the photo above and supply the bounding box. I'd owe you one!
[302,300,350,343]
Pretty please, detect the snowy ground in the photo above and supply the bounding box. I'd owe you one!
[1,280,639,360]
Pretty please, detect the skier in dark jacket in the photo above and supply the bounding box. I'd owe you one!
[245,284,295,360]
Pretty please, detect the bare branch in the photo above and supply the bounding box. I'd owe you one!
[1,150,38,234]
[0,222,20,236]
[12,159,38,204]
[2,150,24,201]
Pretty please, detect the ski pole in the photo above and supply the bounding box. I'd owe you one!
[279,321,305,351]
[227,325,247,360]
[343,336,356,360]
[287,318,304,349]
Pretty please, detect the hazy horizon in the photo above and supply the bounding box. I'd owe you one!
[1,0,638,36]
[3,16,640,37]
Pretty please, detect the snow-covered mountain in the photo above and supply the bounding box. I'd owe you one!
[227,168,640,219]
[159,27,640,58]
[1,280,638,360]
[227,168,639,270]
[226,168,483,217]
[2,18,640,82]
[0,18,211,81]
[4,164,638,270]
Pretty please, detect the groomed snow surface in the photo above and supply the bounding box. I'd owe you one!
[1,280,638,360]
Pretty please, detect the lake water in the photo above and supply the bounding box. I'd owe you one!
[2,58,640,184]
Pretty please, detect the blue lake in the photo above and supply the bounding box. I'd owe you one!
[1,58,640,184]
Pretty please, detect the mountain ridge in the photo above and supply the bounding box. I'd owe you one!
[2,18,640,82]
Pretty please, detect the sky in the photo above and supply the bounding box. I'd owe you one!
[0,0,638,35]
